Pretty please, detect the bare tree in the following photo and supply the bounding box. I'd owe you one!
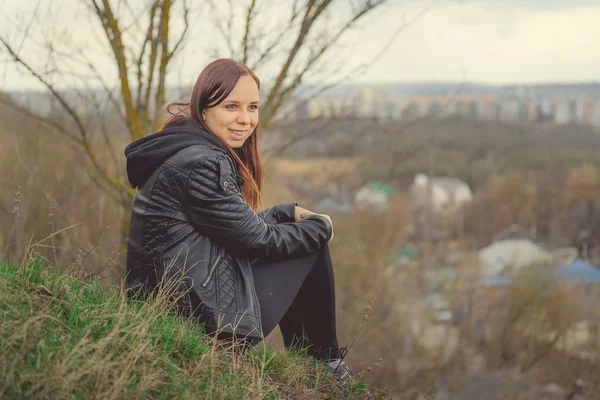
[0,0,434,238]
[206,0,437,128]
[1,0,191,234]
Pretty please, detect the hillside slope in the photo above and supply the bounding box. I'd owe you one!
[0,258,381,399]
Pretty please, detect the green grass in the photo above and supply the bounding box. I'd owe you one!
[0,257,380,399]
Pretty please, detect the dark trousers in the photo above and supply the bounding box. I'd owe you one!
[251,244,340,360]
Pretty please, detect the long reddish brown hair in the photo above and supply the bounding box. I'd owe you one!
[164,59,264,211]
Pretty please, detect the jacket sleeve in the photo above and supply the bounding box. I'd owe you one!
[257,202,297,224]
[184,155,332,259]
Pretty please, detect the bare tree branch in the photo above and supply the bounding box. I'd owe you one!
[302,1,437,105]
[167,0,189,61]
[136,1,160,114]
[274,0,387,109]
[0,95,82,145]
[260,0,332,126]
[11,37,129,131]
[207,0,237,57]
[225,0,236,56]
[263,116,338,162]
[82,58,127,125]
[2,0,194,244]
[247,0,306,70]
[143,1,162,128]
[212,0,432,134]
[15,0,42,55]
[241,0,257,64]
[90,0,144,140]
[247,9,305,71]
[120,0,155,35]
[153,0,172,130]
[0,36,88,140]
[81,85,123,170]
[1,34,131,201]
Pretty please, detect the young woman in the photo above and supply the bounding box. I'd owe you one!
[124,59,352,381]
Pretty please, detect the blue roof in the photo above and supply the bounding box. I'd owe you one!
[476,275,513,286]
[477,259,600,286]
[556,259,600,282]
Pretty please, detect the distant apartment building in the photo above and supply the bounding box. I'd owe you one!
[441,97,458,116]
[537,97,554,121]
[305,96,359,119]
[415,96,432,117]
[591,102,600,126]
[498,98,521,121]
[387,98,405,120]
[297,84,600,127]
[456,96,477,118]
[306,97,330,119]
[574,96,587,121]
[583,99,595,124]
[475,96,497,120]
[359,86,387,118]
[555,99,572,124]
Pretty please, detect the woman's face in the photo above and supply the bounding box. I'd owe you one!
[203,74,260,149]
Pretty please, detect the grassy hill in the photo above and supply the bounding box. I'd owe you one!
[0,258,380,399]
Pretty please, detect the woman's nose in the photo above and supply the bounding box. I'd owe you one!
[237,111,251,124]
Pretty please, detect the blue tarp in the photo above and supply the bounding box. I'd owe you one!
[478,259,600,286]
[556,259,600,282]
[477,275,513,286]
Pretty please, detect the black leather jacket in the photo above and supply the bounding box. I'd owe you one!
[125,120,332,340]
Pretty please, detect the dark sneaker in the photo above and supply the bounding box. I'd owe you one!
[327,358,354,384]
[322,346,354,386]
[324,347,373,398]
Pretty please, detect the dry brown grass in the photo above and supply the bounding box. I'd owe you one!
[0,118,127,283]
[266,157,364,188]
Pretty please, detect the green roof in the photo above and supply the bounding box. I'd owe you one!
[370,181,393,196]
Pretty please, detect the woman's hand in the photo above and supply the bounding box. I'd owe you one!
[318,214,334,242]
[294,206,315,222]
[295,206,334,241]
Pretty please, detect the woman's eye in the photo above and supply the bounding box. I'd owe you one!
[226,104,237,109]
[249,105,259,111]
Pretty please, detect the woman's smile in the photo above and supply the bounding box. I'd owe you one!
[229,128,249,138]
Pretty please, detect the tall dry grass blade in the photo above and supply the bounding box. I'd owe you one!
[48,199,58,265]
[11,185,23,258]
[18,235,37,269]
[34,221,86,246]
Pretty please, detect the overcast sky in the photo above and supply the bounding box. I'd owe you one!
[1,0,598,91]
[355,0,600,85]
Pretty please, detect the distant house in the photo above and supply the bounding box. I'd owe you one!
[410,174,473,213]
[409,174,473,239]
[478,239,553,276]
[354,181,393,210]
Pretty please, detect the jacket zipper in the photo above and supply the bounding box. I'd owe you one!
[246,265,264,338]
[202,248,225,288]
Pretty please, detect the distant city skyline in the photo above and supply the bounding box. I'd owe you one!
[1,1,599,90]
[299,83,600,127]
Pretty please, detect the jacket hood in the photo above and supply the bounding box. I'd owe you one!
[125,118,229,188]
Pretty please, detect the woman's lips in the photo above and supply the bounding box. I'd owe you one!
[229,128,249,139]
